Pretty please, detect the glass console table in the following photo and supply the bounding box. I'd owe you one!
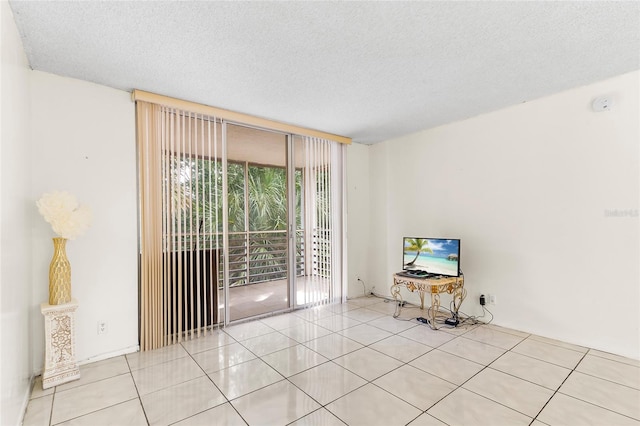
[391,273,465,330]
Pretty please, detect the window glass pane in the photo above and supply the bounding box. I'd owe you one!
[248,165,287,231]
[227,162,245,232]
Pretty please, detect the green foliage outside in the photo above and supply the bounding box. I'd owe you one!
[165,156,307,286]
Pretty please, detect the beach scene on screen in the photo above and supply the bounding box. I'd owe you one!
[403,238,459,276]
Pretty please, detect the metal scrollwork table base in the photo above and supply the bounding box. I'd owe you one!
[391,274,465,330]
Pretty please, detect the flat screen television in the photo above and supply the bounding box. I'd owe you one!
[402,237,461,277]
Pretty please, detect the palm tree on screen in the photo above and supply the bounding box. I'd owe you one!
[404,238,433,267]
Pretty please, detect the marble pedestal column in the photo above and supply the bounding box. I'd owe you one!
[41,299,80,389]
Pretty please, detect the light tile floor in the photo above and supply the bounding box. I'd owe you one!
[23,297,640,426]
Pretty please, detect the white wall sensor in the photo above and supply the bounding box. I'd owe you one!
[592,96,613,112]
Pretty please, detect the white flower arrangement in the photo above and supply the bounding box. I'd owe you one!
[36,191,91,240]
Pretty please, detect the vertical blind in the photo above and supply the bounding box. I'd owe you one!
[137,101,221,350]
[298,136,344,309]
[136,98,346,351]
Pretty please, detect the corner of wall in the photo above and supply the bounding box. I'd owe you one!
[1,1,35,424]
[346,143,372,297]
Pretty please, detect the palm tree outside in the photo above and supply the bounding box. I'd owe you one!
[168,155,307,287]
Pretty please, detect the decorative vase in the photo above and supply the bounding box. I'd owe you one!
[49,237,71,305]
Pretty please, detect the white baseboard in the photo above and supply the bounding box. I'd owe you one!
[17,378,32,426]
[31,344,140,376]
[77,345,140,366]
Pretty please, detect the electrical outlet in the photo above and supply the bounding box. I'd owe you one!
[97,321,108,335]
[489,294,497,305]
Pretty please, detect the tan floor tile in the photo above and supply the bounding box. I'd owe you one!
[462,326,526,350]
[56,356,129,391]
[208,358,283,400]
[589,349,640,367]
[30,376,54,400]
[51,375,138,424]
[326,384,422,426]
[438,336,506,365]
[512,338,585,369]
[312,314,362,332]
[180,329,235,354]
[410,349,484,385]
[577,354,640,390]
[538,392,640,426]
[231,380,320,425]
[304,333,363,359]
[367,315,419,334]
[374,365,457,410]
[341,307,386,322]
[333,347,403,381]
[370,335,433,363]
[484,324,530,338]
[560,372,640,420]
[278,322,333,343]
[172,403,247,426]
[408,413,448,426]
[399,325,456,347]
[239,331,297,356]
[55,399,147,426]
[337,323,393,346]
[261,344,328,377]
[126,343,188,371]
[529,334,589,353]
[289,408,346,426]
[490,351,571,390]
[22,394,52,426]
[131,356,204,396]
[289,362,367,405]
[223,321,276,341]
[141,376,226,426]
[191,342,256,374]
[427,388,531,426]
[463,368,554,417]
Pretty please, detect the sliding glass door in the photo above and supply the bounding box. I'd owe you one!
[220,126,346,322]
[136,100,346,348]
[223,124,291,322]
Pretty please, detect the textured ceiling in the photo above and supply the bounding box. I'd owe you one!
[9,1,640,144]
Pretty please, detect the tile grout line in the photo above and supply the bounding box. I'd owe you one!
[529,349,590,424]
[224,313,347,423]
[46,363,141,426]
[424,338,530,423]
[284,316,463,425]
[48,385,56,426]
[309,311,466,424]
[172,339,251,426]
[124,353,151,426]
[451,332,595,422]
[404,328,553,424]
[261,311,382,423]
[455,375,536,422]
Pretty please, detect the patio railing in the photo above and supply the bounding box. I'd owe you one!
[168,229,326,288]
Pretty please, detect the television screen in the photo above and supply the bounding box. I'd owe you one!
[402,237,460,277]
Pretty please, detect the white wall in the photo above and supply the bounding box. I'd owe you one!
[346,143,371,298]
[30,71,138,371]
[0,1,33,424]
[367,71,640,359]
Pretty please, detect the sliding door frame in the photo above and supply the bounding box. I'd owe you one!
[221,121,295,325]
